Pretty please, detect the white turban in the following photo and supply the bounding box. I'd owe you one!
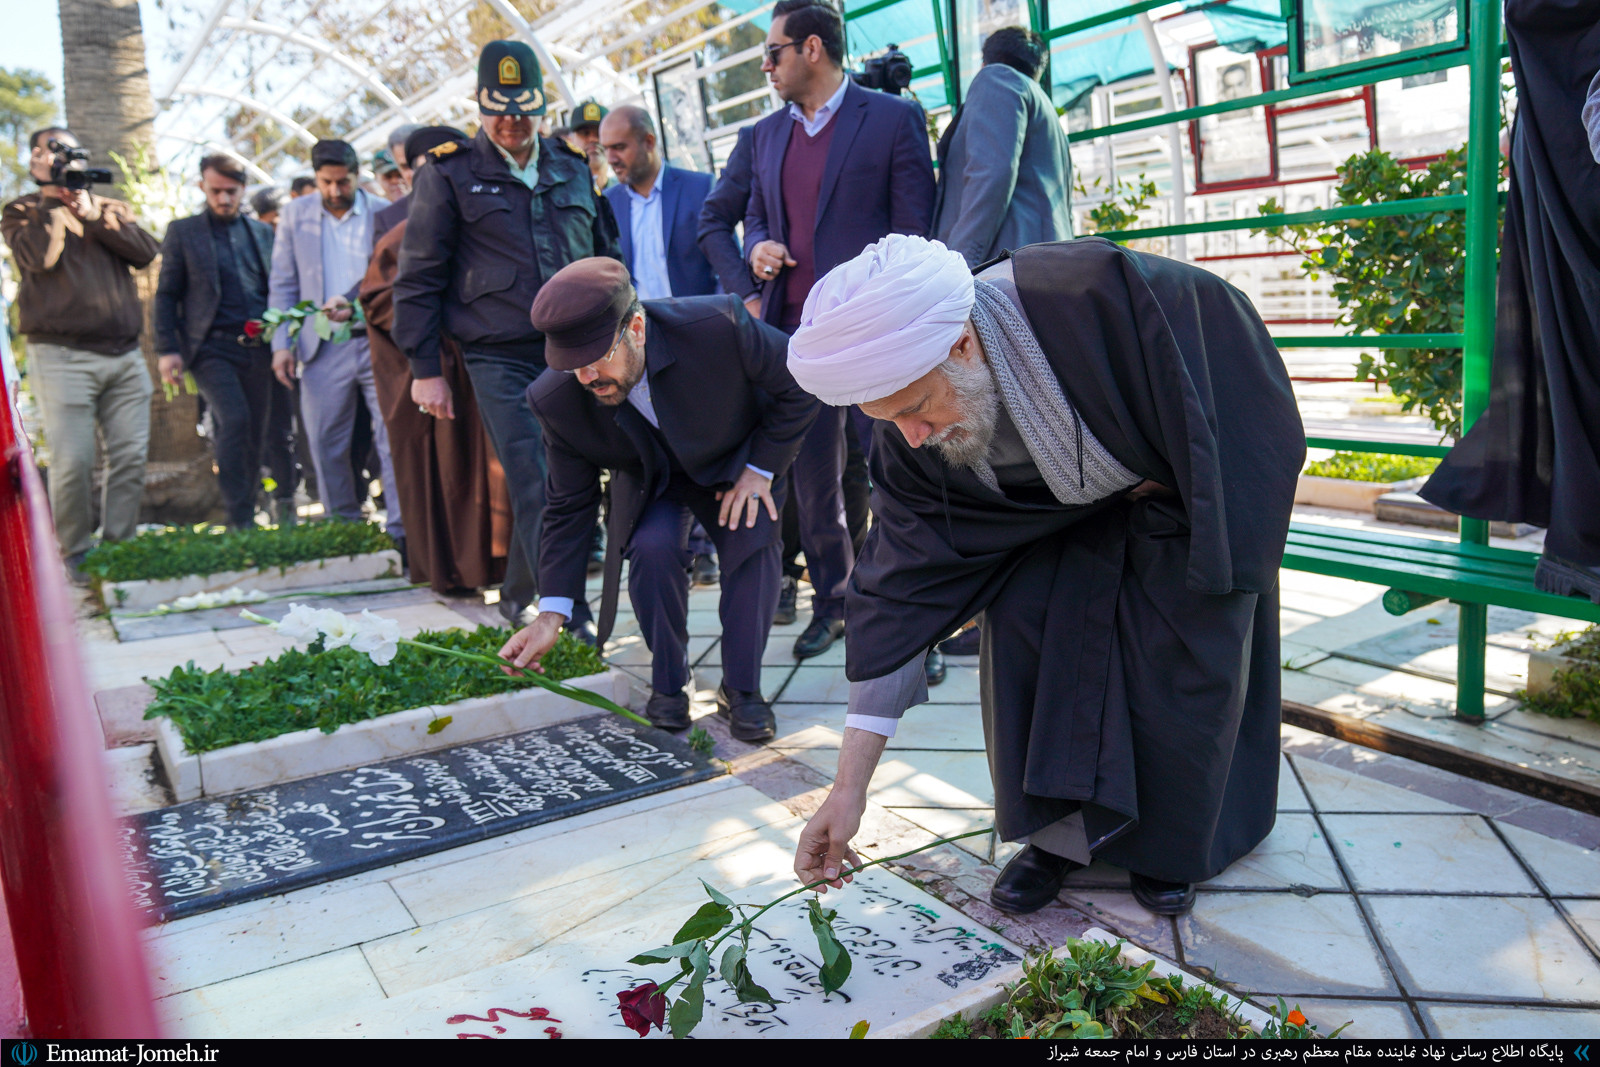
[787,235,974,407]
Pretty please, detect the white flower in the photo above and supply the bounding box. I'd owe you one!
[161,587,270,613]
[347,610,402,666]
[245,604,403,667]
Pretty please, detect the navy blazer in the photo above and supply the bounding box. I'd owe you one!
[743,79,936,326]
[605,165,720,297]
[696,127,759,300]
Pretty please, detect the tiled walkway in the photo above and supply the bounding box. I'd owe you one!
[86,555,1600,1039]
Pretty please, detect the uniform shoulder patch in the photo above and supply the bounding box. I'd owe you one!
[428,141,461,158]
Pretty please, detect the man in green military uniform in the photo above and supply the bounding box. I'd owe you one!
[394,41,622,638]
[563,98,612,194]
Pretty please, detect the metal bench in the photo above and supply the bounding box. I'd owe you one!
[1282,522,1600,718]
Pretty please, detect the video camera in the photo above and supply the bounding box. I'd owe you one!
[851,44,914,95]
[45,139,114,190]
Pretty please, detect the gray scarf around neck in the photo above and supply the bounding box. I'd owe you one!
[968,279,1140,505]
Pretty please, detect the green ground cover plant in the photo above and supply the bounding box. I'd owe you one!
[145,626,603,753]
[1302,451,1441,483]
[929,939,1348,1040]
[83,520,396,583]
[1520,626,1600,724]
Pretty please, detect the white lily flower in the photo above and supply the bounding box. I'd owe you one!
[272,603,325,642]
[348,610,402,666]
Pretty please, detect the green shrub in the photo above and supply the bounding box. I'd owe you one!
[1520,626,1600,723]
[145,626,603,753]
[83,520,396,583]
[1302,451,1441,483]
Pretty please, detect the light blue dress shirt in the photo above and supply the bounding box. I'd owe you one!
[494,138,542,188]
[788,75,849,137]
[318,191,374,304]
[626,168,672,300]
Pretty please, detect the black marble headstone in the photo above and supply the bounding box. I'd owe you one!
[122,716,721,922]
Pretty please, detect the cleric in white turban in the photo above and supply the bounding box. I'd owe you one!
[788,234,1306,919]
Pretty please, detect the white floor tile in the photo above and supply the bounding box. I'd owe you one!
[1420,1004,1600,1039]
[1294,759,1468,813]
[157,947,387,1038]
[1179,892,1396,997]
[1321,813,1536,894]
[1497,822,1600,898]
[1202,813,1346,891]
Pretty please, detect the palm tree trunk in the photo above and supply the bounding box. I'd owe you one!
[59,0,222,524]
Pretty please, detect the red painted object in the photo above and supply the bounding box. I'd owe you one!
[0,375,159,1037]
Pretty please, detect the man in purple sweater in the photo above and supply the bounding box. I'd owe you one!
[743,0,936,666]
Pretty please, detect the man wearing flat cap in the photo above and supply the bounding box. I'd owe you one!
[499,258,818,741]
[395,41,621,636]
[787,235,1303,918]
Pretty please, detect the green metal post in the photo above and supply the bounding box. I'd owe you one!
[931,0,958,113]
[1455,0,1503,722]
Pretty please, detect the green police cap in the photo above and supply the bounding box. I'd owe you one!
[571,99,609,130]
[477,40,546,117]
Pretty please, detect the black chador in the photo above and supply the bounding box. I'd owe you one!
[846,239,1305,883]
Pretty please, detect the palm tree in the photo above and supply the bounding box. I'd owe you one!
[58,0,221,523]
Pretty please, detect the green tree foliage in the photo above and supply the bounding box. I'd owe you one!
[0,67,60,203]
[1254,148,1484,439]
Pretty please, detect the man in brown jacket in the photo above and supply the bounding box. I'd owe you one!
[2,128,160,578]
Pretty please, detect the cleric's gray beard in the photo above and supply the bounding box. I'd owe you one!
[927,356,1000,470]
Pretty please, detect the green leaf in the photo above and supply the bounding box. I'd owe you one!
[806,898,852,994]
[426,715,453,735]
[700,879,736,910]
[628,941,701,966]
[668,945,711,1039]
[719,942,777,1006]
[312,313,334,341]
[671,900,733,944]
[848,1020,871,1039]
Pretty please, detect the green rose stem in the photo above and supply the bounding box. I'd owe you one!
[647,826,994,1001]
[392,637,652,726]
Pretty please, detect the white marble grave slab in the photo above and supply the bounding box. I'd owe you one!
[289,863,1025,1040]
[102,550,403,612]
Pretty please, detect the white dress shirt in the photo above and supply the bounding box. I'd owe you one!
[788,75,850,137]
[626,168,672,300]
[318,191,374,304]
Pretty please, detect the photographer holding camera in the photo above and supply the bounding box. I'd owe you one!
[2,127,160,580]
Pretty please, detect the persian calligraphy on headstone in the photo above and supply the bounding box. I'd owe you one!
[122,716,719,921]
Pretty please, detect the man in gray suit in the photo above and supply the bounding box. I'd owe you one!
[932,27,1073,268]
[269,139,402,545]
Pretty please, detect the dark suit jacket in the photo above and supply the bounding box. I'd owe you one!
[373,193,410,244]
[743,79,936,325]
[696,127,759,300]
[527,294,818,640]
[605,165,719,297]
[154,212,273,364]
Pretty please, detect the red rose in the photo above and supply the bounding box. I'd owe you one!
[616,982,666,1037]
[243,320,264,339]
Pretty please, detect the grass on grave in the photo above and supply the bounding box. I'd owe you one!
[929,938,1348,1040]
[1520,626,1600,724]
[83,519,396,584]
[1302,451,1441,484]
[145,625,604,753]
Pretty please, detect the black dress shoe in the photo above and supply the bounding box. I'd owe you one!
[938,626,981,657]
[990,845,1082,914]
[793,615,845,660]
[1130,872,1196,916]
[1535,553,1600,604]
[924,647,947,686]
[715,682,776,743]
[644,689,691,731]
[774,575,798,626]
[566,618,601,649]
[691,553,720,586]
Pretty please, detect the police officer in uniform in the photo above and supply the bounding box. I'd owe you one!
[394,41,622,638]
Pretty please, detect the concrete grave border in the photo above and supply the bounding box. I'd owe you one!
[152,668,635,800]
[872,926,1277,1039]
[101,550,404,612]
[1295,474,1427,512]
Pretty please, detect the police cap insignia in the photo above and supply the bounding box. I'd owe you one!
[498,56,520,85]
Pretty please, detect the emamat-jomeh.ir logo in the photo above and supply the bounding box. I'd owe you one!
[3,1044,219,1064]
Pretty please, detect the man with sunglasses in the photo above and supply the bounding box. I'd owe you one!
[501,258,818,742]
[743,0,936,668]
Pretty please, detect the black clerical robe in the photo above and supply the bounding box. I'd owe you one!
[1421,0,1600,572]
[846,238,1304,883]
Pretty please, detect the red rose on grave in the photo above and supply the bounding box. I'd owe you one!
[243,320,264,340]
[617,982,667,1037]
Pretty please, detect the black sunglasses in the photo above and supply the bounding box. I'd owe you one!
[764,39,806,65]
